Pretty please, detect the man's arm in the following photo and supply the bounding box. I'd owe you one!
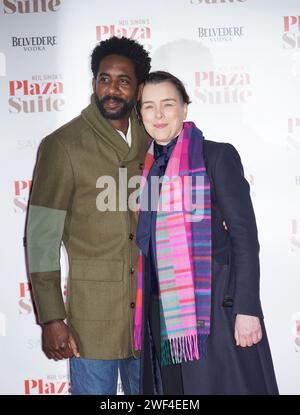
[26,135,79,359]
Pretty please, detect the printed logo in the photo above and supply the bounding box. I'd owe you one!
[3,0,62,14]
[287,118,300,150]
[14,180,32,213]
[96,18,152,50]
[8,74,65,114]
[11,35,58,52]
[194,66,252,104]
[198,26,244,42]
[19,282,34,315]
[24,375,70,395]
[283,16,300,49]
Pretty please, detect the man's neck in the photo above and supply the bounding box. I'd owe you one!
[108,118,130,135]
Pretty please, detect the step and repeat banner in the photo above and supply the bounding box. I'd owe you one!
[0,0,299,395]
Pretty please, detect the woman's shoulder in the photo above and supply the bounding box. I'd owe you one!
[203,139,237,153]
[203,139,243,181]
[203,139,240,165]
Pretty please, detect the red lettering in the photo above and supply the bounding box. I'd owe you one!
[19,282,31,297]
[24,379,43,395]
[284,16,300,32]
[195,71,208,87]
[14,180,31,196]
[42,82,51,94]
[9,80,23,96]
[44,382,56,394]
[96,25,113,41]
[29,82,40,95]
[129,27,139,39]
[57,382,67,394]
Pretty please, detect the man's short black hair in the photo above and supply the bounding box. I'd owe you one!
[91,36,151,85]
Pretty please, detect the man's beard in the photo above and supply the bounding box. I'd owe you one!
[95,94,136,120]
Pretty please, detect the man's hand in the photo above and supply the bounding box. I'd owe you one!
[234,314,262,347]
[42,320,80,360]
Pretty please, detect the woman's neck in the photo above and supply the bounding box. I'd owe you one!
[155,140,170,146]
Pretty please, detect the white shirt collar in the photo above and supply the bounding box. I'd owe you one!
[116,118,132,148]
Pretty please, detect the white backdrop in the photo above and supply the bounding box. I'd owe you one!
[0,0,299,395]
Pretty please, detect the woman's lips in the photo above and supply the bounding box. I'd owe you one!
[153,123,168,128]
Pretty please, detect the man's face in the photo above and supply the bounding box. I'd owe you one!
[93,54,139,120]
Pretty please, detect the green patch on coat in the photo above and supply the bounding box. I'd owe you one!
[27,204,66,273]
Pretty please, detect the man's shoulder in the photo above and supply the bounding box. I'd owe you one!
[46,113,88,143]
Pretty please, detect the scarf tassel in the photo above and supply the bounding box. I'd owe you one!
[160,333,208,367]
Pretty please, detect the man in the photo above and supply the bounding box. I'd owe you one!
[26,36,151,395]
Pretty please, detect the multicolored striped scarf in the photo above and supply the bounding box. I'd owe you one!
[134,121,211,366]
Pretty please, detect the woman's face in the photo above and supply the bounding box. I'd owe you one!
[140,81,188,145]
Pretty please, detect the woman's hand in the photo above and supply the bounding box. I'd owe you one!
[234,314,262,347]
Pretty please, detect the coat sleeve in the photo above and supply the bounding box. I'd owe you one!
[213,143,263,318]
[26,135,75,324]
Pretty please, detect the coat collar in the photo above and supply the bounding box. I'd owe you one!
[81,94,149,161]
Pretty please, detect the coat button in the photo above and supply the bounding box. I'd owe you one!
[222,297,233,308]
[130,267,135,274]
[129,233,134,240]
[130,302,135,309]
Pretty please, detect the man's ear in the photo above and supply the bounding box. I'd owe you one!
[92,78,96,92]
[137,83,144,101]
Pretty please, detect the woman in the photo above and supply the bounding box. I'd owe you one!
[133,71,279,395]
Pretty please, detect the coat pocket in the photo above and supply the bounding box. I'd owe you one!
[69,258,124,321]
[71,258,123,282]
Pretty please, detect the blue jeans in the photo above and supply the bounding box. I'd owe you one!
[70,356,140,395]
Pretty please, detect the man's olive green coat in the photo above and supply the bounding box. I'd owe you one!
[26,94,149,359]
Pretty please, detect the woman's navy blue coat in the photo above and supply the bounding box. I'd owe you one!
[140,139,279,395]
